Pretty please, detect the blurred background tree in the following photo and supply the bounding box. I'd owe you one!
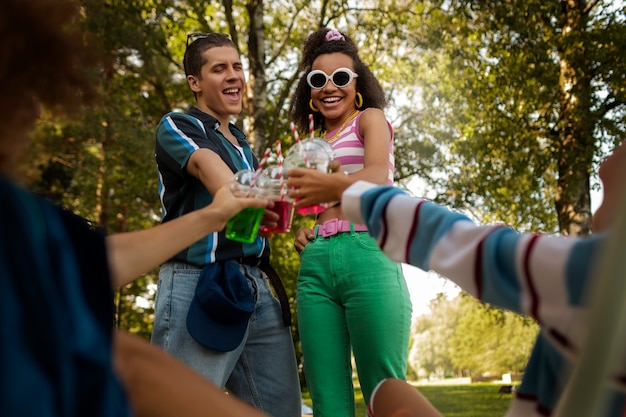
[408,291,538,380]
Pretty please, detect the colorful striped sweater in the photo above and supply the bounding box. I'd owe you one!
[342,181,626,417]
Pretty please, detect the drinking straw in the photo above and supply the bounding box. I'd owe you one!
[275,139,286,200]
[290,122,301,144]
[256,145,272,173]
[290,122,310,168]
[251,145,272,187]
[308,114,314,139]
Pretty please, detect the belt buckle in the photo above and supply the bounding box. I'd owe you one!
[320,218,338,237]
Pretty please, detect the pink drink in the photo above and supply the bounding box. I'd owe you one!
[261,200,295,233]
[296,203,328,215]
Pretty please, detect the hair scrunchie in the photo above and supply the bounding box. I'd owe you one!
[325,29,345,42]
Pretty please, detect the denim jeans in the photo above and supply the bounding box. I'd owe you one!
[151,261,301,417]
[298,229,412,417]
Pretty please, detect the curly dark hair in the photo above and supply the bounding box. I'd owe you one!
[289,28,387,134]
[0,0,101,173]
[0,0,100,120]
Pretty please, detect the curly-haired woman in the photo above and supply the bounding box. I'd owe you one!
[289,28,413,417]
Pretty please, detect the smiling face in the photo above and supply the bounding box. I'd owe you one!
[187,45,245,126]
[309,52,358,129]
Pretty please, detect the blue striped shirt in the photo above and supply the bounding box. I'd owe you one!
[155,107,268,266]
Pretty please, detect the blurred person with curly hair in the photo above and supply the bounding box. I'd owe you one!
[0,1,274,416]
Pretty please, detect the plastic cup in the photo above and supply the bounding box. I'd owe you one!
[284,138,334,215]
[225,170,266,243]
[262,200,295,233]
[257,166,295,233]
[225,207,265,243]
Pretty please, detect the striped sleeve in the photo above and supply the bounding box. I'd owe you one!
[343,181,624,417]
[156,112,206,172]
[342,181,468,268]
[342,181,604,331]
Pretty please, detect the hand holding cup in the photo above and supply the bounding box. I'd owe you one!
[286,160,351,208]
[257,166,295,233]
[284,138,334,215]
[225,170,269,243]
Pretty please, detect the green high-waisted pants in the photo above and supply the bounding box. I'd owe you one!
[297,227,412,417]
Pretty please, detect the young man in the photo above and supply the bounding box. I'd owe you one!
[150,33,301,416]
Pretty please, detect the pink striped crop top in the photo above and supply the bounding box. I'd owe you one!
[324,109,395,184]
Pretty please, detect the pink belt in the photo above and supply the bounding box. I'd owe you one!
[315,218,368,238]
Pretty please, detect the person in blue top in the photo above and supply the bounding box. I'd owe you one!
[0,1,278,416]
[286,142,626,417]
[150,32,301,416]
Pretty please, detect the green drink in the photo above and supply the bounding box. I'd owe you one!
[225,206,265,243]
[225,169,269,243]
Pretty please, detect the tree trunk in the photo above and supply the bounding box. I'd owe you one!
[554,0,594,236]
[245,0,268,154]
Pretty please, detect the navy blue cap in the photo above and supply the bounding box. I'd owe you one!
[186,261,254,352]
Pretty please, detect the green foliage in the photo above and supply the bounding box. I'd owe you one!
[410,291,538,378]
[389,0,626,235]
[449,295,537,375]
[410,292,460,378]
[115,273,157,340]
[268,214,316,386]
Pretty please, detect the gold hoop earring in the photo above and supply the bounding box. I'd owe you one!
[355,92,363,109]
[309,99,320,113]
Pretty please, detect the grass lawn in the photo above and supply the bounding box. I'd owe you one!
[302,383,514,416]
